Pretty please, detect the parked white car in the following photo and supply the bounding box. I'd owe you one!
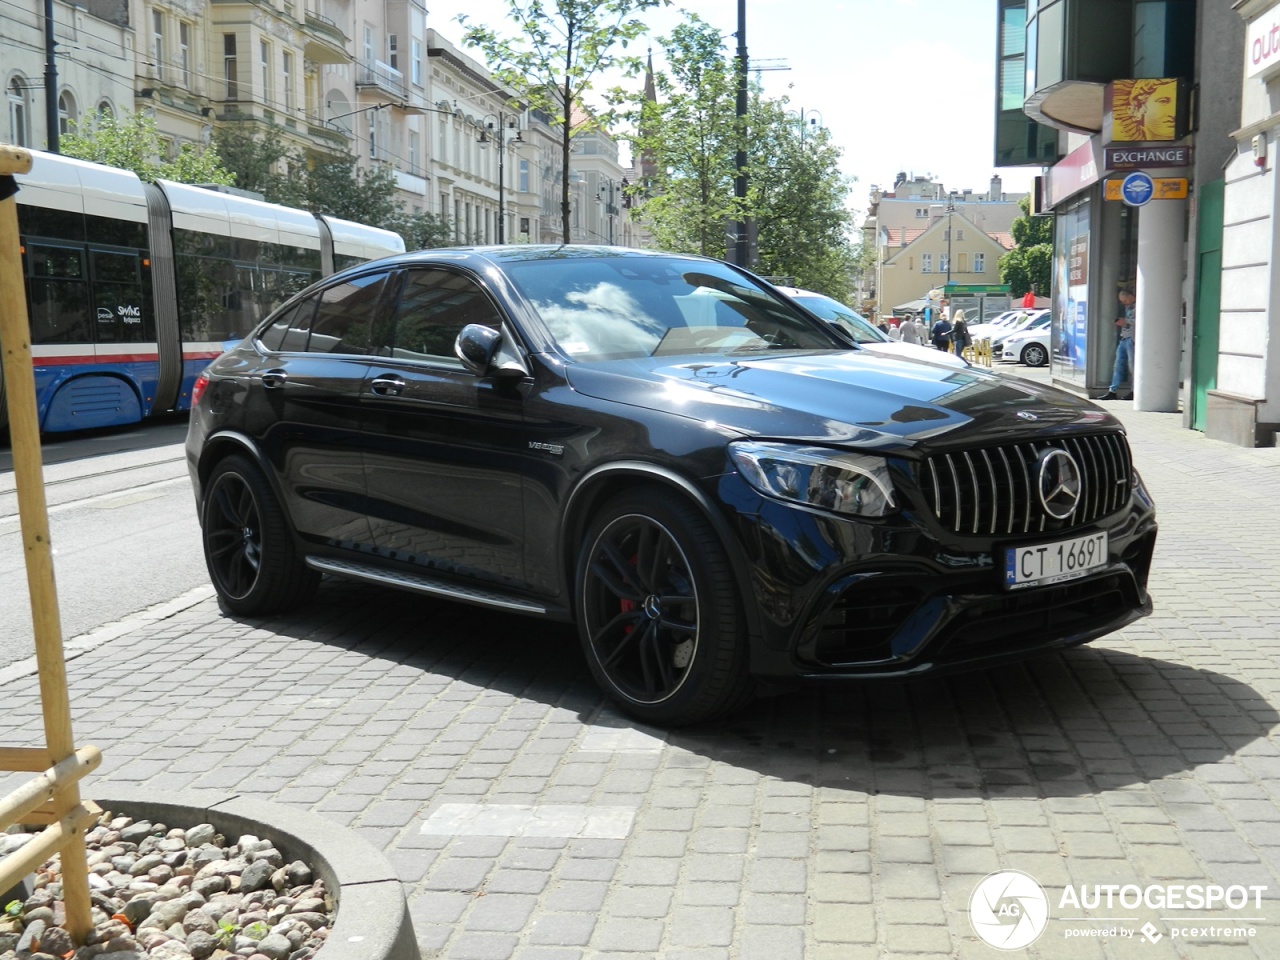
[776,288,968,368]
[1000,323,1051,367]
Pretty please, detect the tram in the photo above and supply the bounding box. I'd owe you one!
[1,149,406,434]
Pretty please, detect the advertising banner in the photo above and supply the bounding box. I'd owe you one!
[1103,79,1188,144]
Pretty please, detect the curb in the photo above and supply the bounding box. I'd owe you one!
[94,788,420,960]
[0,585,216,689]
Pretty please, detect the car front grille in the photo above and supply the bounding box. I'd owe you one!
[921,433,1132,537]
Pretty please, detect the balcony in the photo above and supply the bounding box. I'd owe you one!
[355,59,406,99]
[303,12,349,64]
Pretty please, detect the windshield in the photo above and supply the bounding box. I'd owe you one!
[792,294,888,345]
[503,256,841,361]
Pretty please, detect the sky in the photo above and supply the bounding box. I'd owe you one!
[423,0,1038,212]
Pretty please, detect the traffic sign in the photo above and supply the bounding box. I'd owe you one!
[1120,172,1155,207]
[1105,177,1188,202]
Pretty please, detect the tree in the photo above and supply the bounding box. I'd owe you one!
[615,18,858,295]
[999,196,1053,297]
[748,97,857,297]
[460,0,665,243]
[212,125,299,201]
[620,16,741,257]
[62,112,233,186]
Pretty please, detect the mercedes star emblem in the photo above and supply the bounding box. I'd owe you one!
[1037,449,1083,519]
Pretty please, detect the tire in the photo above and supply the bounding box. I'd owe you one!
[1021,342,1048,367]
[575,489,754,726]
[201,454,319,616]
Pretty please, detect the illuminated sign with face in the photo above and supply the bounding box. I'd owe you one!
[1104,79,1185,144]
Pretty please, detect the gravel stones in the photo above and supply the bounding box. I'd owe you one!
[0,811,331,960]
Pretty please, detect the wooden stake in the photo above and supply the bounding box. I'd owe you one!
[0,145,93,942]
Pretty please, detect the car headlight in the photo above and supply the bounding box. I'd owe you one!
[729,442,897,517]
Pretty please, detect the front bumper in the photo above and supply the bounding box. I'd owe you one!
[716,474,1158,682]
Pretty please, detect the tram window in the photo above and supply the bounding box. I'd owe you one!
[384,268,501,364]
[90,250,148,343]
[84,213,147,250]
[259,298,317,352]
[307,271,393,355]
[19,205,85,242]
[28,245,89,344]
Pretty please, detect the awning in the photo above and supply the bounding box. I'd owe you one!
[893,298,929,313]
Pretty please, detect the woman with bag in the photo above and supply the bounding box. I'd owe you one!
[950,309,972,356]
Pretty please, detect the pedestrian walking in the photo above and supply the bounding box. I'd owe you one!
[900,316,921,344]
[951,310,972,355]
[913,314,929,344]
[931,310,953,351]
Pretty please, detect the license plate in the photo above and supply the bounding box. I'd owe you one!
[1005,531,1108,589]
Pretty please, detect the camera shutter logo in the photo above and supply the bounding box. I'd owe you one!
[970,870,1050,950]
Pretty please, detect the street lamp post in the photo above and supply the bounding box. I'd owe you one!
[478,112,523,244]
[945,192,956,284]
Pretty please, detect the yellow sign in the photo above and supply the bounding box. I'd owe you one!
[1106,78,1181,143]
[1105,178,1188,201]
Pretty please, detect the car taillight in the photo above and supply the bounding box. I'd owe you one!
[191,371,211,406]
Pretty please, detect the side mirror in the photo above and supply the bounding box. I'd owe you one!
[455,324,527,379]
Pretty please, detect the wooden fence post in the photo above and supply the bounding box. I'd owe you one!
[0,144,94,942]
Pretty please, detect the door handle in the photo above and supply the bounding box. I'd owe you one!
[370,375,406,396]
[261,369,287,389]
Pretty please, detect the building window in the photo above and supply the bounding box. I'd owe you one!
[388,34,398,70]
[364,26,373,64]
[974,253,985,274]
[921,253,932,274]
[411,39,422,86]
[956,229,964,240]
[96,99,113,119]
[519,158,530,193]
[57,90,76,136]
[151,10,165,81]
[8,78,28,146]
[224,35,238,100]
[260,40,271,104]
[958,253,969,273]
[939,254,950,274]
[917,208,927,218]
[179,22,192,88]
[408,127,418,173]
[282,51,293,112]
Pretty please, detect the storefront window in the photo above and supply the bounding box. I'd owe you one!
[1052,197,1090,385]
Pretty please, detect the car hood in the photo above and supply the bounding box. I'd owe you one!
[563,349,1113,451]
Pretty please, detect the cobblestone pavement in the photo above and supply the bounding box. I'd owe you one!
[2,370,1280,959]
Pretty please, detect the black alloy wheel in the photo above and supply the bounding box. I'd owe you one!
[201,455,318,616]
[1021,342,1049,367]
[576,490,753,726]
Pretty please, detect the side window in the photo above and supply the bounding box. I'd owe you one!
[307,270,393,355]
[27,243,90,344]
[90,249,150,343]
[386,268,502,364]
[258,297,316,352]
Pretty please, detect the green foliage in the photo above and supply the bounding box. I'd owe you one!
[613,17,857,295]
[748,97,857,297]
[1000,196,1053,296]
[62,112,233,186]
[213,128,459,250]
[618,16,742,257]
[216,915,240,948]
[394,210,457,251]
[460,0,666,242]
[212,125,297,199]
